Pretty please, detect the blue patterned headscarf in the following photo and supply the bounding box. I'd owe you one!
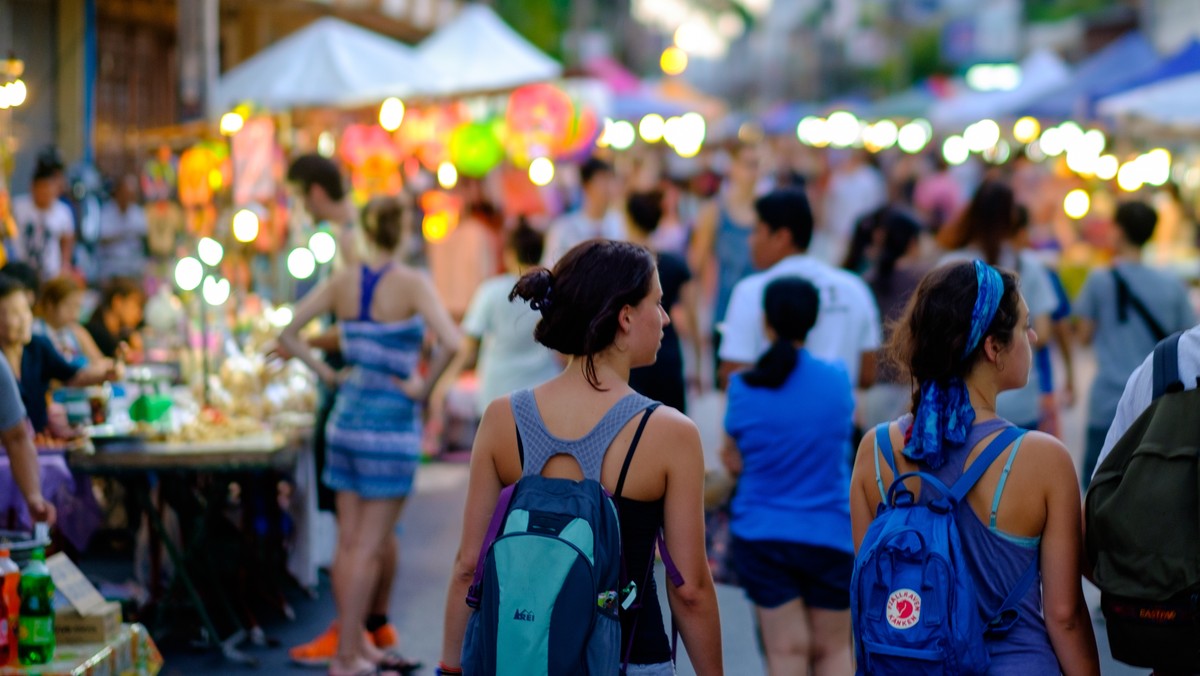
[905,260,1004,468]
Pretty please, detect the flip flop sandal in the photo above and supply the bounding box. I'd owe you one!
[378,652,422,675]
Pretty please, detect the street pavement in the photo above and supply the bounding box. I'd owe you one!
[163,346,1146,674]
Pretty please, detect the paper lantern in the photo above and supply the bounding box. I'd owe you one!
[506,84,574,163]
[449,122,505,178]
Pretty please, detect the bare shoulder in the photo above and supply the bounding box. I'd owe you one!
[479,395,517,431]
[642,405,702,454]
[1012,430,1077,486]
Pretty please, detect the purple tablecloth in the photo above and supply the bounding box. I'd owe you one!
[0,451,102,550]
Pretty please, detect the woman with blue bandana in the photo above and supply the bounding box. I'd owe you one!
[849,261,1099,674]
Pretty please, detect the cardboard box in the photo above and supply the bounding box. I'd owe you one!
[54,600,122,644]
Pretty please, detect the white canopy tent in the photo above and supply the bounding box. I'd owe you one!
[212,17,435,114]
[1098,71,1200,127]
[414,4,561,97]
[930,50,1072,130]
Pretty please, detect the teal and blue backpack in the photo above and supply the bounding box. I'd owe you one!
[850,424,1038,675]
[462,405,678,675]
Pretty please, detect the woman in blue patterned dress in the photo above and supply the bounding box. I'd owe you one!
[281,197,460,676]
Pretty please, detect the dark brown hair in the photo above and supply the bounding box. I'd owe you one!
[361,197,405,251]
[510,240,656,389]
[37,276,82,317]
[886,262,1022,413]
[938,181,1016,265]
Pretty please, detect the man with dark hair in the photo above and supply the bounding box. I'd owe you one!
[286,154,357,268]
[541,157,622,267]
[1075,200,1194,486]
[11,152,75,281]
[719,188,881,391]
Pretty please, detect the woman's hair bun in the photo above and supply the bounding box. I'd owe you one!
[510,268,554,312]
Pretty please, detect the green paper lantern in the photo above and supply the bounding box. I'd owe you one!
[449,122,505,178]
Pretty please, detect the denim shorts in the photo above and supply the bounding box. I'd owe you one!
[731,537,854,610]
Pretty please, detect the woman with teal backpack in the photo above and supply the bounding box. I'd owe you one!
[849,261,1099,674]
[440,240,723,676]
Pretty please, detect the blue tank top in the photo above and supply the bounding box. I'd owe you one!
[714,207,755,325]
[898,416,1059,673]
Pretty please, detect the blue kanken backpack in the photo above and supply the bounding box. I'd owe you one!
[851,424,1039,675]
[462,405,672,676]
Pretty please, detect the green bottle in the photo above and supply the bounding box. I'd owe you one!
[17,548,54,665]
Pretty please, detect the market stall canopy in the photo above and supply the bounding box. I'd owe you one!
[1091,39,1200,102]
[866,86,936,120]
[415,4,562,96]
[930,50,1071,129]
[1022,32,1158,120]
[1097,70,1200,126]
[213,17,434,113]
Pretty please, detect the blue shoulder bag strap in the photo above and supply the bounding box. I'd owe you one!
[1153,331,1185,399]
[948,426,1040,636]
[873,423,901,502]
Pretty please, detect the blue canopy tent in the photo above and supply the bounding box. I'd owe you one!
[1022,32,1158,120]
[1090,38,1200,105]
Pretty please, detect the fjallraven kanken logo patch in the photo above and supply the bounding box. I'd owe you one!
[886,589,921,630]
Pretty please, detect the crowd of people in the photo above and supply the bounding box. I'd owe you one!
[0,133,1196,676]
[256,134,1200,676]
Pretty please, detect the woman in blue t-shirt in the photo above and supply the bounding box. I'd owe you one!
[721,275,855,675]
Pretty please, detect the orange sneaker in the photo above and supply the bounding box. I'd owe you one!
[289,623,339,666]
[370,623,399,650]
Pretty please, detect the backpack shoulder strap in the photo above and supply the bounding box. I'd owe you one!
[466,483,517,608]
[873,423,900,501]
[950,427,1026,503]
[986,556,1040,636]
[1152,331,1185,400]
[1113,268,1169,342]
[614,404,660,500]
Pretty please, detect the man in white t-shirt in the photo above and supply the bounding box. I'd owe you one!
[96,175,148,281]
[719,188,882,390]
[541,158,624,268]
[11,160,75,281]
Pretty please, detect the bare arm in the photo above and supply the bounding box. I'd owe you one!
[2,422,55,525]
[1053,319,1076,404]
[661,415,724,675]
[717,360,750,391]
[71,325,105,364]
[687,202,719,283]
[1038,439,1100,675]
[67,358,118,388]
[441,398,509,669]
[850,428,885,551]
[60,234,75,273]
[412,274,464,400]
[278,279,339,387]
[1074,318,1095,347]
[858,351,878,389]
[675,279,704,381]
[1032,314,1053,350]
[720,434,742,478]
[429,336,479,420]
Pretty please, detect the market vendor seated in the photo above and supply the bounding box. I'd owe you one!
[85,277,144,361]
[0,275,120,436]
[33,276,104,368]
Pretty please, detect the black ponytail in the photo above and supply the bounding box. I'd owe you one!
[740,276,820,390]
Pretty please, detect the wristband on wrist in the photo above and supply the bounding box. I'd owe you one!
[436,663,463,675]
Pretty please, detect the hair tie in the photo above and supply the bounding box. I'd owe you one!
[905,260,1003,468]
[529,284,553,312]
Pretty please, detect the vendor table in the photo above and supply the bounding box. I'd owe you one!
[0,451,101,552]
[66,433,306,666]
[0,623,162,676]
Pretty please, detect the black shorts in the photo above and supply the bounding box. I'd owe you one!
[731,537,853,611]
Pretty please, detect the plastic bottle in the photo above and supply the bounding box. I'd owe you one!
[17,548,54,665]
[0,548,18,665]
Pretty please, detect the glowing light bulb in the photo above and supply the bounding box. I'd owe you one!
[942,135,970,166]
[197,237,224,267]
[219,112,244,136]
[897,121,929,154]
[232,209,259,243]
[660,47,688,76]
[437,161,458,189]
[1095,155,1119,181]
[639,114,666,143]
[1063,189,1090,220]
[308,230,337,265]
[379,97,405,132]
[287,247,317,280]
[826,111,860,148]
[529,157,555,187]
[202,275,231,306]
[1013,117,1040,144]
[174,257,203,291]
